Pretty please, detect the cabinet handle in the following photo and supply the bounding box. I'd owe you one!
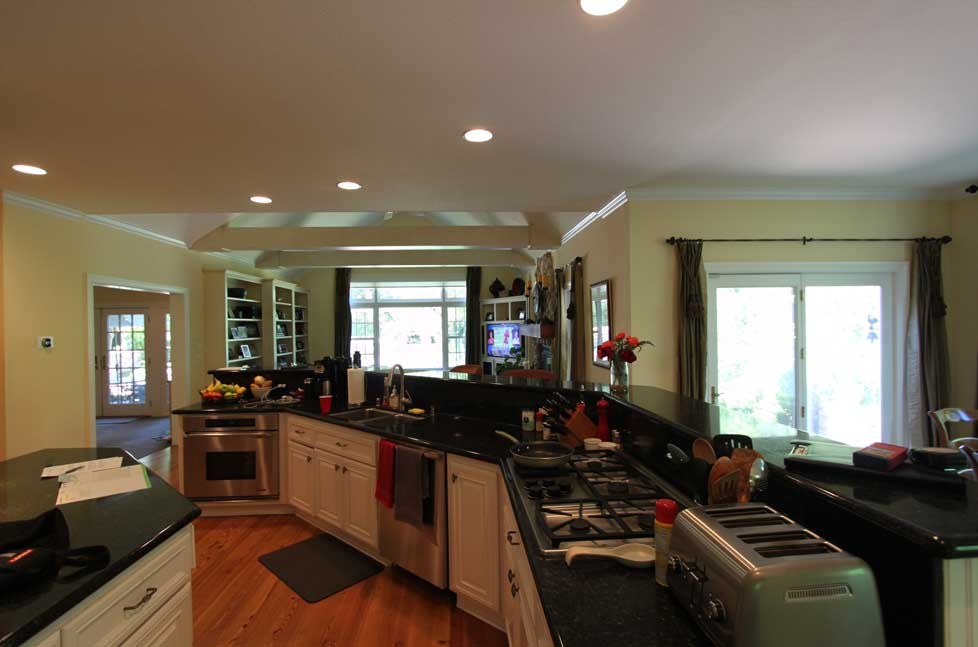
[123,587,158,613]
[342,466,348,473]
[510,582,519,598]
[335,464,340,471]
[295,429,305,434]
[507,569,515,583]
[506,531,520,546]
[335,441,347,448]
[451,473,458,483]
[307,455,312,463]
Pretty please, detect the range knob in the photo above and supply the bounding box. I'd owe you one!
[704,596,726,623]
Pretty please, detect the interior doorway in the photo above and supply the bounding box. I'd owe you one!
[91,284,176,460]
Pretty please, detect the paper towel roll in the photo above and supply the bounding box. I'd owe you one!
[347,368,366,406]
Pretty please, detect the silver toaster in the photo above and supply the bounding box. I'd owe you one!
[666,504,885,647]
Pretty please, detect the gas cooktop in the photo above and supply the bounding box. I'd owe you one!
[505,450,689,558]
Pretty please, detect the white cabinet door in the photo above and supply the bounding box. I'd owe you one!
[343,461,379,549]
[288,441,314,515]
[315,449,344,529]
[447,455,500,613]
[119,583,192,647]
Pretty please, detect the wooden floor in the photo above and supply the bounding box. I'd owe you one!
[142,449,507,646]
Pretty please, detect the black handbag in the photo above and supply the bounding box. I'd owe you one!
[0,509,110,591]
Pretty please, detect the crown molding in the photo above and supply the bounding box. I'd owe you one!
[560,191,628,246]
[85,215,187,249]
[2,191,264,268]
[624,186,952,201]
[2,190,86,220]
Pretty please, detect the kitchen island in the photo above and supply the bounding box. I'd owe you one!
[0,448,200,646]
[175,371,977,647]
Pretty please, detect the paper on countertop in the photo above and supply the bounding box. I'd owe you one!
[55,465,151,505]
[41,456,123,478]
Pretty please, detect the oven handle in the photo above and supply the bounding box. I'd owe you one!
[185,431,276,438]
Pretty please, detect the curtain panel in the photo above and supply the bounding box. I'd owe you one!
[914,239,951,445]
[334,268,352,358]
[464,267,482,365]
[677,240,707,401]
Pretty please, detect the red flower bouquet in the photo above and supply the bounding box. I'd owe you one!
[598,331,653,391]
[597,332,653,363]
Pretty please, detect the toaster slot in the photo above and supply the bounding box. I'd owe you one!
[704,505,775,518]
[738,530,815,544]
[755,542,839,558]
[719,516,790,529]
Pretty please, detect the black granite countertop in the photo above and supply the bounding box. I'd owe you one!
[497,464,708,647]
[175,399,708,645]
[0,448,200,646]
[173,400,517,463]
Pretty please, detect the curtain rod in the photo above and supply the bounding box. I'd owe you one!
[665,235,952,246]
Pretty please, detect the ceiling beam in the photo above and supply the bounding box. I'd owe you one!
[191,225,560,251]
[255,249,536,269]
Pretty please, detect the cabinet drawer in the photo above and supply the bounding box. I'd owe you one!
[61,526,194,647]
[119,582,192,647]
[315,424,376,466]
[286,417,316,447]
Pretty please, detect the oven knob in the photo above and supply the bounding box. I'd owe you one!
[704,596,726,623]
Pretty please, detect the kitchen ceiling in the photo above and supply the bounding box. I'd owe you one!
[3,1,978,243]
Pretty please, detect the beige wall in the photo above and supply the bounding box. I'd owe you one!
[626,200,952,390]
[2,200,271,458]
[553,206,631,383]
[948,200,978,408]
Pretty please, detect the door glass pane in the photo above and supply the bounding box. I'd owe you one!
[105,311,148,406]
[716,287,797,426]
[805,286,882,445]
[378,306,443,369]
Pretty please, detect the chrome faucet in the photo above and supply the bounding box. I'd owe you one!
[387,364,412,412]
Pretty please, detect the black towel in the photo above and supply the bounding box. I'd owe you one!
[394,445,426,528]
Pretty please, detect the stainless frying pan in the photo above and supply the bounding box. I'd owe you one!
[495,430,574,469]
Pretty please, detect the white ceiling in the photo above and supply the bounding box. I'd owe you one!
[3,1,978,256]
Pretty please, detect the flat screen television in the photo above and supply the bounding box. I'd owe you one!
[487,323,521,358]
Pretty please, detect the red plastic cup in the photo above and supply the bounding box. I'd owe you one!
[319,395,333,414]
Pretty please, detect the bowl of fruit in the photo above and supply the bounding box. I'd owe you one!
[200,380,246,404]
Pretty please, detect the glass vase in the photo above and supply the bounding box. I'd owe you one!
[610,358,629,392]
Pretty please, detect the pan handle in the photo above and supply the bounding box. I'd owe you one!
[494,430,520,444]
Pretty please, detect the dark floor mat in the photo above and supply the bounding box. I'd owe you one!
[259,534,384,603]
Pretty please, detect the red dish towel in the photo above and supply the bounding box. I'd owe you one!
[375,439,396,508]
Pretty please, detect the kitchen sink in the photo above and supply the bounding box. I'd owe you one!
[329,408,397,422]
[329,408,425,424]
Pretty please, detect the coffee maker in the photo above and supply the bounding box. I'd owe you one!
[306,356,350,410]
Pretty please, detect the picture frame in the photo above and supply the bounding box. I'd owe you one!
[295,308,304,321]
[276,323,287,337]
[590,279,612,368]
[296,340,305,351]
[516,308,526,320]
[245,323,260,338]
[227,306,235,319]
[277,343,288,354]
[239,344,253,358]
[486,312,495,321]
[230,326,248,340]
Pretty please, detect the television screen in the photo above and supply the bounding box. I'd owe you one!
[487,323,521,358]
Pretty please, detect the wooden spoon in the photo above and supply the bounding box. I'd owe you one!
[692,438,717,464]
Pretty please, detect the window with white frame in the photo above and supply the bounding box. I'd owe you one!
[706,262,907,447]
[350,282,466,371]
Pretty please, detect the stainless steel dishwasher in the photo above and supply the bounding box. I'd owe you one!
[378,443,448,589]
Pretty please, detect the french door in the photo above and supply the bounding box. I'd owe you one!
[707,271,894,446]
[99,308,152,416]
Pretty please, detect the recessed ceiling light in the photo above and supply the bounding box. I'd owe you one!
[11,164,47,175]
[337,181,362,190]
[580,0,628,16]
[249,195,272,204]
[463,128,493,143]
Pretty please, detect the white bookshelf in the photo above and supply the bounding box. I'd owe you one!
[204,270,265,369]
[262,281,311,368]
